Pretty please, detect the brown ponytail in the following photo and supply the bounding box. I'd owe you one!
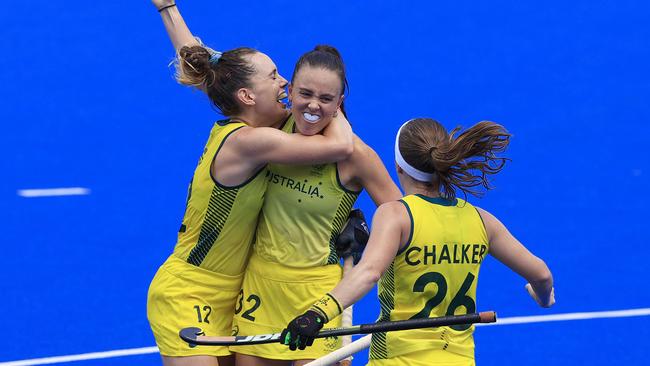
[399,119,511,199]
[175,44,258,116]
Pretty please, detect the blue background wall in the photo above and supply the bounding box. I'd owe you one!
[2,1,649,365]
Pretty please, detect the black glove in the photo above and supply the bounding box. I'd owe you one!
[280,310,325,351]
[335,209,370,264]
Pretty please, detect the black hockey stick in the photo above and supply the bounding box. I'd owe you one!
[180,311,496,346]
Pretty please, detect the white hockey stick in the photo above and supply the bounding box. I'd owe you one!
[305,335,371,366]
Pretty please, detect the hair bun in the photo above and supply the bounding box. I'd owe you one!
[314,44,342,59]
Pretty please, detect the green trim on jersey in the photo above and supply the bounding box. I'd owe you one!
[474,207,487,232]
[172,120,268,275]
[369,194,488,360]
[187,185,238,266]
[216,118,234,127]
[370,262,396,359]
[253,115,360,268]
[395,199,414,256]
[335,162,362,195]
[325,191,359,264]
[414,194,458,206]
[209,126,266,189]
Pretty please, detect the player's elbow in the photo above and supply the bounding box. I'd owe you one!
[529,259,553,285]
[364,264,383,286]
[366,269,382,285]
[355,263,382,287]
[334,141,354,160]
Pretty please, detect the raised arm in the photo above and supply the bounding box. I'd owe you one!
[152,1,198,51]
[477,207,555,307]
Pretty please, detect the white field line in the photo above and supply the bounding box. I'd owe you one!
[0,347,158,366]
[17,188,91,198]
[305,307,650,366]
[476,307,650,326]
[2,308,649,366]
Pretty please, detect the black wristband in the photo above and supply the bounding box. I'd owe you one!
[158,4,176,12]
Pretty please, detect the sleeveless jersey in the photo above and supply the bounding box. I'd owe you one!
[253,115,360,268]
[370,194,489,360]
[172,120,267,276]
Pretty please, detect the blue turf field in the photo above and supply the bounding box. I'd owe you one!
[2,1,649,365]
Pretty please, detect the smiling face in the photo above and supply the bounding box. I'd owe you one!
[289,65,344,136]
[246,52,290,126]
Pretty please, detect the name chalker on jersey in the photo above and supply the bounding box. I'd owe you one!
[404,243,488,266]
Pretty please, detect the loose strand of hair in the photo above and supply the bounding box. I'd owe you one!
[435,121,511,199]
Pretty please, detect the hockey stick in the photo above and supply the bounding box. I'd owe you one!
[179,311,496,346]
[304,334,371,366]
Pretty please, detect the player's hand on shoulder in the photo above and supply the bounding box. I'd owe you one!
[335,209,370,264]
[525,283,555,308]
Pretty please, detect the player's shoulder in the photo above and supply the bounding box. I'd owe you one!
[352,134,374,153]
[376,200,409,219]
[474,206,494,222]
[230,124,273,140]
[226,125,285,155]
[473,206,507,233]
[348,134,381,166]
[371,201,411,237]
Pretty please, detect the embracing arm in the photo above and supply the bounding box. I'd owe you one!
[229,113,354,165]
[152,1,198,51]
[478,207,555,307]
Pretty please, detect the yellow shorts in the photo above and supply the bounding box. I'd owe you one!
[147,255,243,357]
[231,253,343,360]
[368,349,475,366]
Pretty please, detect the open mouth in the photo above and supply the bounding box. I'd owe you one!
[277,91,288,108]
[303,112,321,124]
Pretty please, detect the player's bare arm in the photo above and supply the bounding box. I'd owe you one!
[153,0,199,51]
[346,137,402,205]
[229,114,353,165]
[477,207,555,307]
[329,202,408,308]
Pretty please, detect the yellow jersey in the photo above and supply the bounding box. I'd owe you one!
[172,120,267,276]
[253,115,360,268]
[369,194,489,360]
